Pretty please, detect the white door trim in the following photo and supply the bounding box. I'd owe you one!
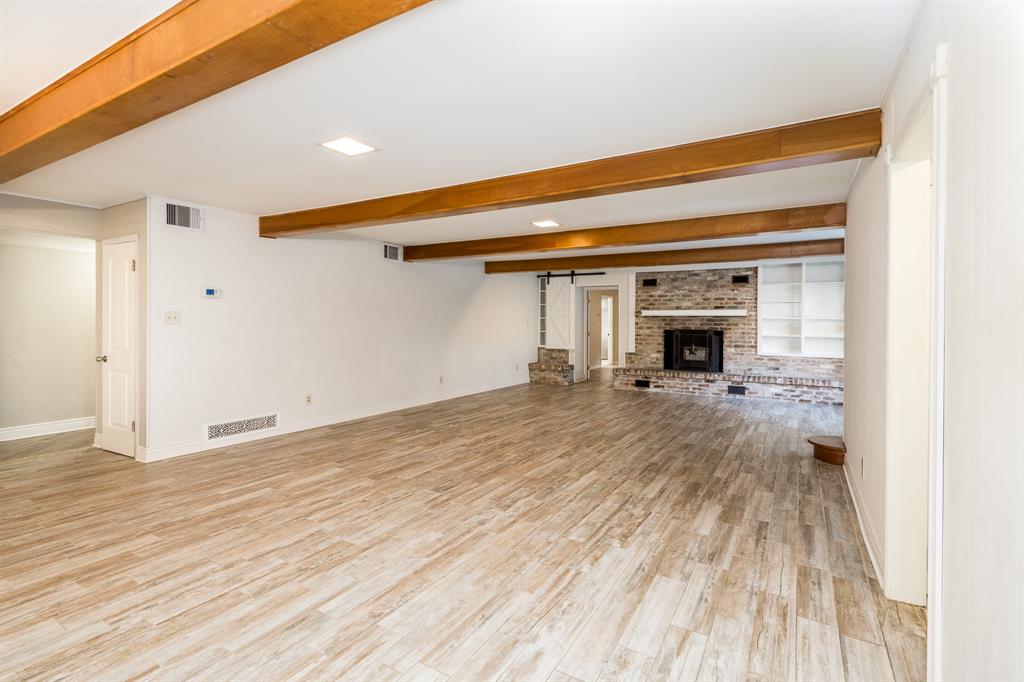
[99,234,138,458]
[579,285,620,381]
[926,42,949,682]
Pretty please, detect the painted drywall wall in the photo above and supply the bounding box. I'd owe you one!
[843,156,889,578]
[144,198,537,460]
[845,2,1024,678]
[96,199,148,449]
[936,3,1023,678]
[0,231,95,434]
[0,193,100,239]
[885,157,932,605]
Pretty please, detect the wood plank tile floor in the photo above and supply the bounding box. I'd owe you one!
[0,375,926,681]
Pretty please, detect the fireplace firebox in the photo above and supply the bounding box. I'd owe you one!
[664,329,724,372]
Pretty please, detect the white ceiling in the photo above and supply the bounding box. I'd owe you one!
[1,0,916,255]
[0,0,177,114]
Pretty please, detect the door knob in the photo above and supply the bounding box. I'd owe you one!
[95,355,108,362]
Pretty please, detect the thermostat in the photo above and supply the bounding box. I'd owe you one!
[202,287,221,299]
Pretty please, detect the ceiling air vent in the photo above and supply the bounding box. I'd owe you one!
[166,202,202,230]
[206,414,278,441]
[383,244,402,261]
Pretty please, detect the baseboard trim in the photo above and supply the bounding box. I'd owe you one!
[137,377,528,463]
[0,416,95,442]
[843,463,885,588]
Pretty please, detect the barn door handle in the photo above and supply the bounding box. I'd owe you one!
[95,355,108,363]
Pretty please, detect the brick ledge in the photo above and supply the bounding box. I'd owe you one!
[613,367,843,389]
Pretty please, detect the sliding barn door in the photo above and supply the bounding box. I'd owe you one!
[545,279,575,350]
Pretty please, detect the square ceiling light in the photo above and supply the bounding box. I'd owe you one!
[321,136,377,156]
[532,219,560,228]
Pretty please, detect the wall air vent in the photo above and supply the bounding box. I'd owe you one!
[166,203,202,230]
[206,414,278,441]
[732,274,750,284]
[642,278,658,287]
[383,243,402,261]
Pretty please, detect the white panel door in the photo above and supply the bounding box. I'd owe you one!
[101,240,136,457]
[545,278,575,350]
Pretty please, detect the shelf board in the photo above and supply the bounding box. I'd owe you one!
[641,309,747,317]
[761,316,800,320]
[762,333,800,338]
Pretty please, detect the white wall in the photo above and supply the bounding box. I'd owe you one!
[143,198,537,460]
[938,3,1023,678]
[844,2,1024,679]
[843,155,888,575]
[885,155,932,604]
[0,193,100,239]
[0,231,95,436]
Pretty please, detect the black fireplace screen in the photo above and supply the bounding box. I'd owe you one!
[664,329,724,372]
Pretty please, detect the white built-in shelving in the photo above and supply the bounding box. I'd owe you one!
[538,277,547,347]
[758,259,845,358]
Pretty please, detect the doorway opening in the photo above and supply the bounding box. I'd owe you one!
[582,287,618,382]
[0,230,97,444]
[882,44,948,678]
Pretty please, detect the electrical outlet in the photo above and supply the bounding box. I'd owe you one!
[164,310,181,325]
[439,376,444,384]
[305,394,312,406]
[516,364,520,371]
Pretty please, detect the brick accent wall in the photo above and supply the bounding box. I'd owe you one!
[631,268,844,380]
[529,347,574,385]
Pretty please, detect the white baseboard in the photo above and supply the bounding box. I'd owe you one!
[137,377,528,463]
[843,463,885,588]
[0,416,95,442]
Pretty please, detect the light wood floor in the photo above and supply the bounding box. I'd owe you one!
[0,373,926,681]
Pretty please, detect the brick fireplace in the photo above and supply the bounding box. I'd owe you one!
[614,267,844,404]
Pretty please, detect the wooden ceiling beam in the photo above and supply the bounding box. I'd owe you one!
[483,239,844,274]
[403,203,846,261]
[259,109,880,237]
[0,0,429,183]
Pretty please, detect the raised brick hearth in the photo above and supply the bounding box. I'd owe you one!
[613,367,844,405]
[528,347,574,385]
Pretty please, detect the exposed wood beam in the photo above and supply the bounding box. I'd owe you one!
[259,109,880,237]
[484,239,844,274]
[403,203,846,261]
[0,0,429,183]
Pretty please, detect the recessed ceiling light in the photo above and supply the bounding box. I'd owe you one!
[321,136,377,156]
[532,219,560,228]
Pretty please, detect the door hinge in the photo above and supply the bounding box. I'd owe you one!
[131,420,136,433]
[131,259,136,272]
